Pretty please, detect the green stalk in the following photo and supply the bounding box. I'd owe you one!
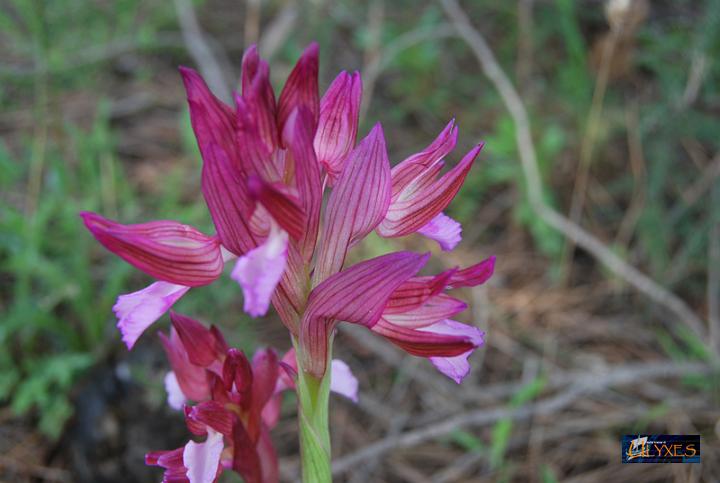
[295,338,333,483]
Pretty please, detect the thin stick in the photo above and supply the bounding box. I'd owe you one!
[436,0,709,343]
[174,0,232,103]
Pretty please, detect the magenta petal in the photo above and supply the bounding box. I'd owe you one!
[377,139,483,238]
[186,401,234,436]
[201,144,257,257]
[164,371,186,410]
[231,223,288,317]
[449,255,496,288]
[81,212,224,286]
[300,251,429,377]
[330,359,359,402]
[417,212,462,251]
[277,42,319,137]
[383,293,468,328]
[179,66,236,161]
[314,71,362,181]
[419,320,484,383]
[313,123,392,284]
[183,429,224,483]
[171,312,228,368]
[247,175,305,241]
[159,328,211,402]
[113,282,189,349]
[240,45,279,152]
[283,107,323,261]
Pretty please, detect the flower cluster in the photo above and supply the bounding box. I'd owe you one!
[81,41,494,482]
[147,312,357,483]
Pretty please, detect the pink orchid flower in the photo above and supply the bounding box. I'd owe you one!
[81,41,496,482]
[82,42,492,379]
[148,314,358,483]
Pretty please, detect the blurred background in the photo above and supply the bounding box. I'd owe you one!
[1,0,719,481]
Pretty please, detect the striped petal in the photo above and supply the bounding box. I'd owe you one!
[247,175,305,241]
[383,293,467,328]
[170,312,228,368]
[240,45,279,153]
[283,107,323,261]
[159,328,211,403]
[301,251,429,377]
[201,143,257,256]
[313,124,392,284]
[180,66,237,162]
[377,120,482,238]
[81,212,224,286]
[314,71,362,182]
[371,318,476,358]
[277,43,319,138]
[449,255,496,288]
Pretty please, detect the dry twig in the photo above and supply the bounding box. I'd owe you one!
[174,0,232,103]
[436,0,709,344]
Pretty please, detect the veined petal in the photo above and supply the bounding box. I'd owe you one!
[171,312,228,368]
[235,95,282,182]
[421,319,485,383]
[164,371,186,411]
[371,318,475,358]
[300,251,429,377]
[159,328,211,402]
[146,447,188,482]
[283,107,323,261]
[114,282,190,349]
[222,348,253,402]
[201,143,257,256]
[417,212,462,251]
[247,175,305,241]
[180,66,236,161]
[377,142,483,238]
[384,268,456,314]
[231,222,288,317]
[389,119,458,198]
[240,45,279,152]
[313,124,392,284]
[277,43,319,138]
[330,359,359,402]
[183,429,224,483]
[314,71,362,181]
[186,401,234,436]
[383,293,467,328]
[81,212,224,286]
[449,255,496,288]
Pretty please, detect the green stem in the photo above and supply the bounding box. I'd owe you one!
[295,338,332,483]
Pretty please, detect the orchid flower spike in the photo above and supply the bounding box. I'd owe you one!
[82,42,495,482]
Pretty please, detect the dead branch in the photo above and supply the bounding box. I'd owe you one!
[174,0,233,103]
[436,0,709,344]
